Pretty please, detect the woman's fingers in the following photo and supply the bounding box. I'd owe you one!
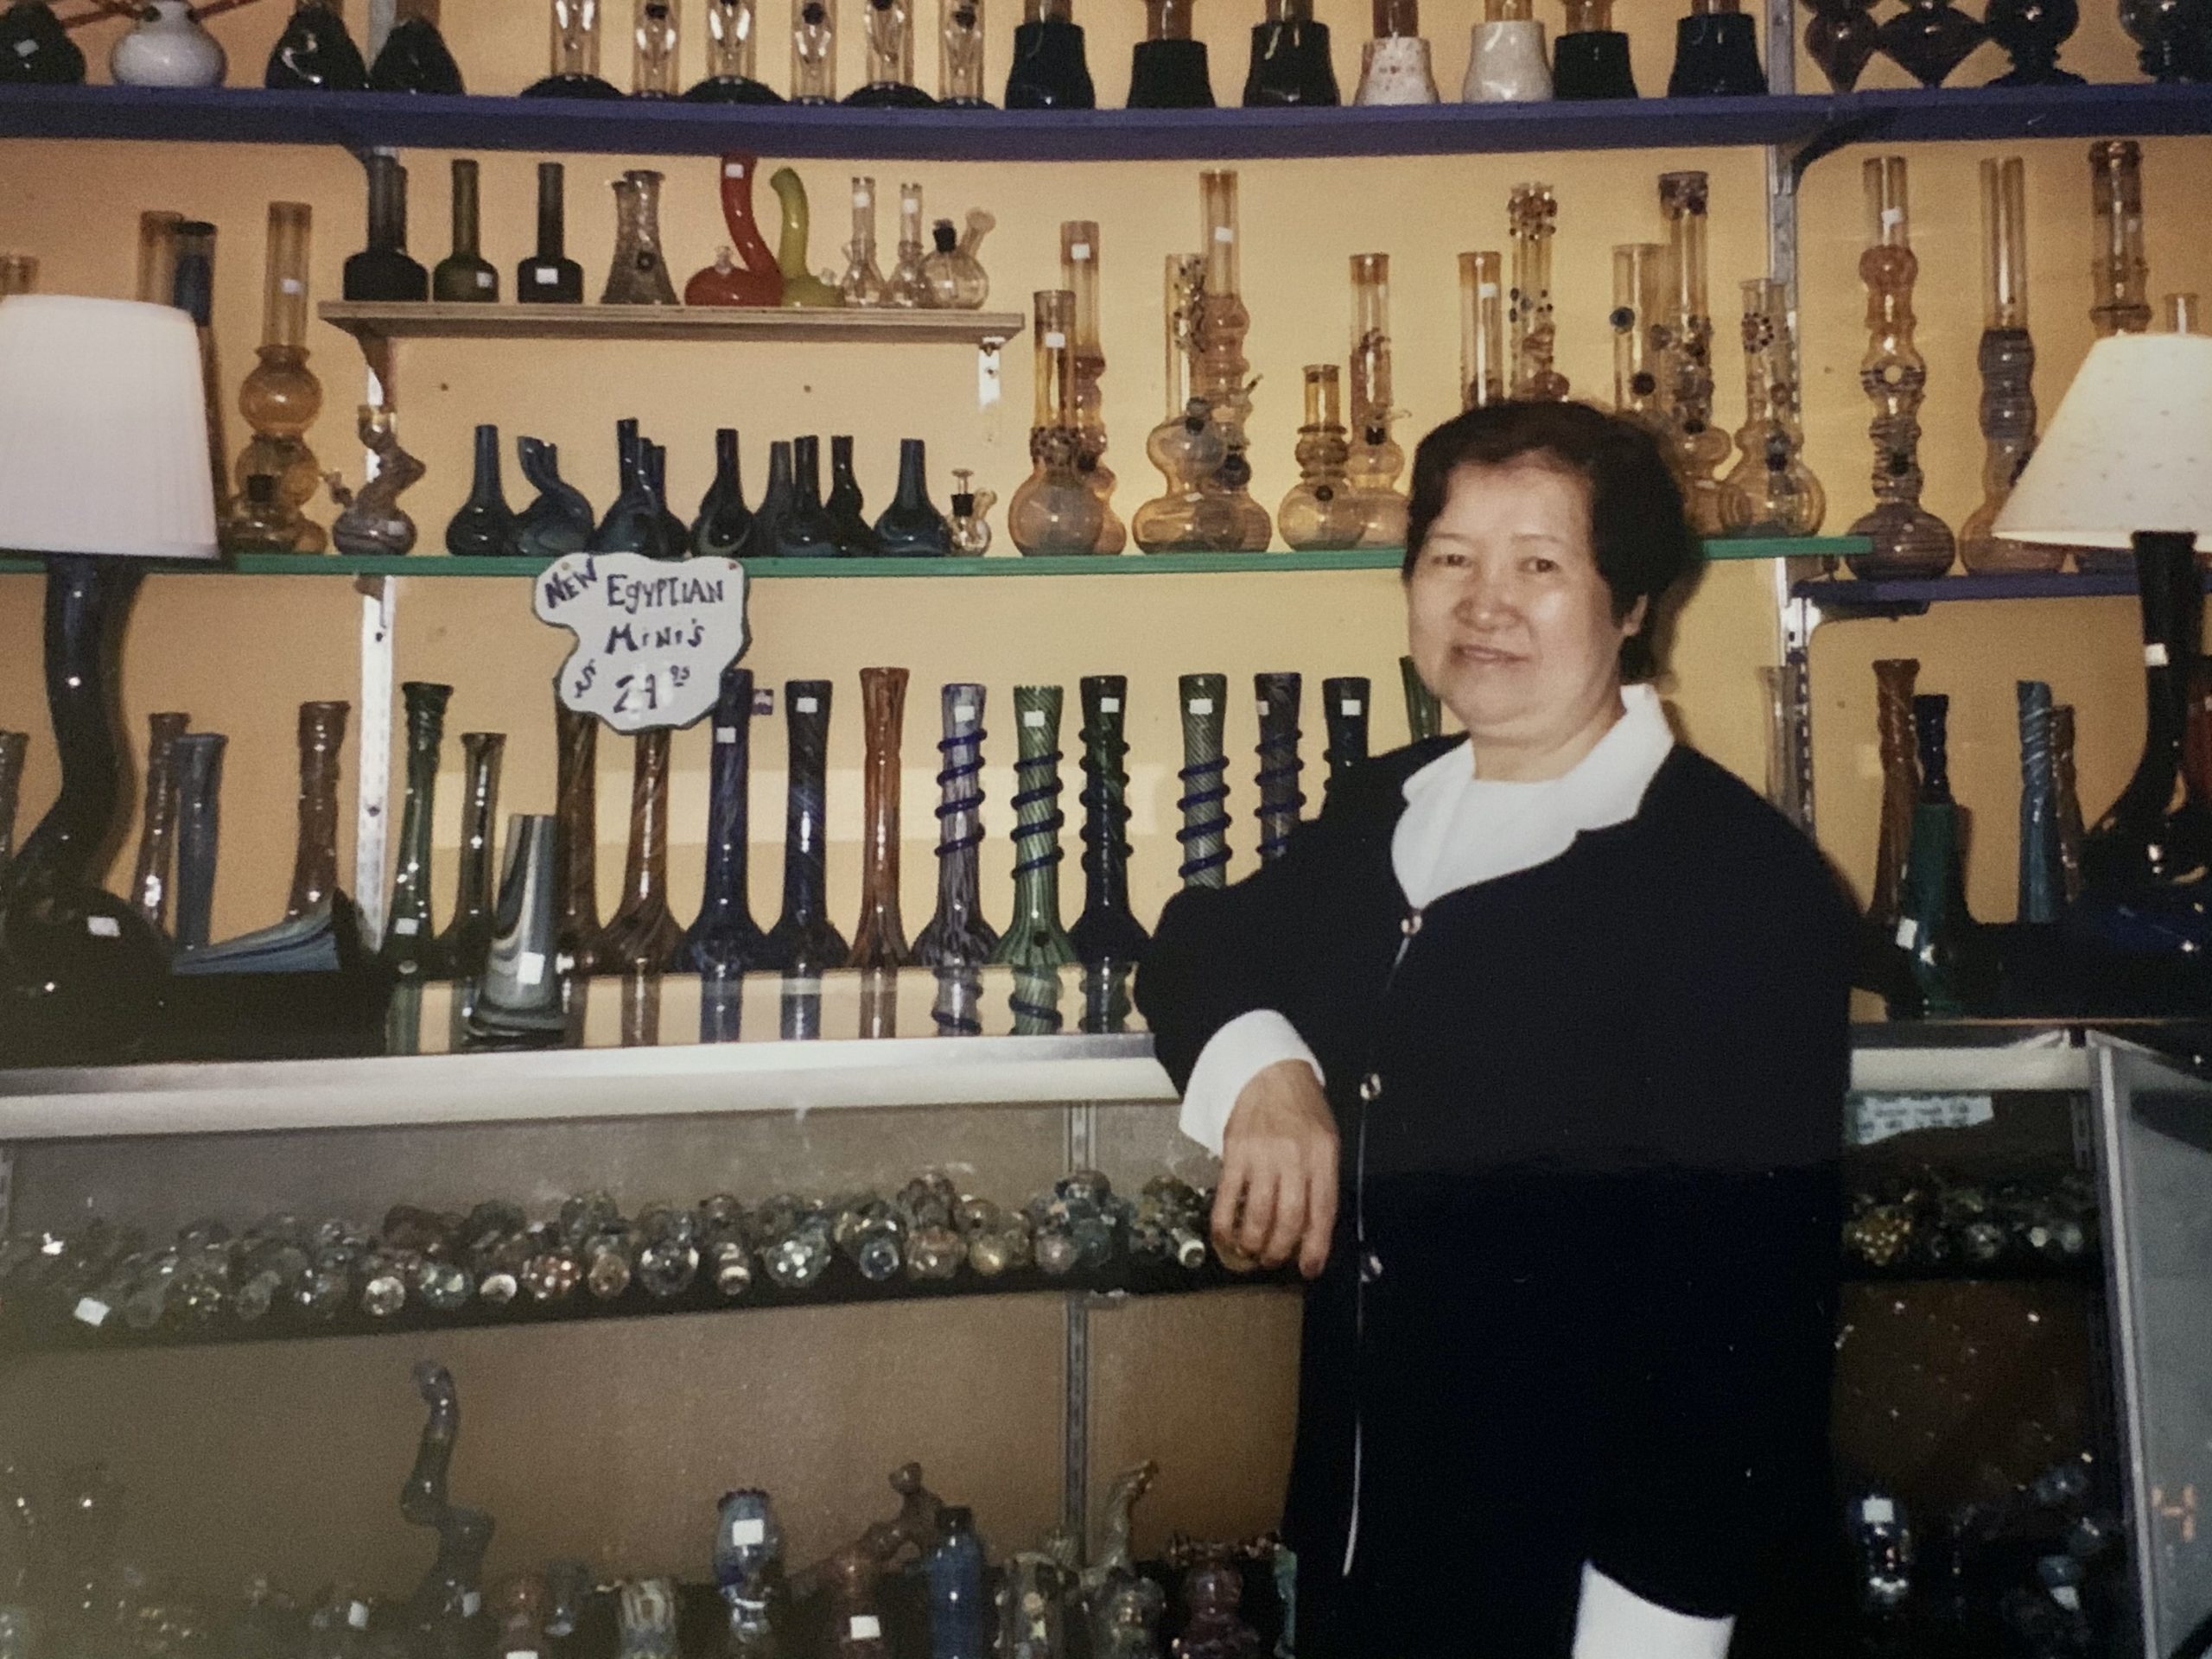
[1301,1157,1338,1281]
[1211,1159,1247,1260]
[1236,1163,1281,1261]
[1261,1166,1307,1268]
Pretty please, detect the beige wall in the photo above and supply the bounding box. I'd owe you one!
[0,0,2197,1599]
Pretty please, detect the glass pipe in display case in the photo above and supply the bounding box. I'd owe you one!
[827,435,871,552]
[1345,253,1407,548]
[1006,0,1094,107]
[1875,0,1984,85]
[1244,0,1338,105]
[524,0,620,94]
[715,1491,786,1656]
[1072,675,1147,966]
[1554,0,1633,97]
[1465,0,1549,101]
[1656,171,1724,535]
[632,0,680,94]
[447,424,521,557]
[327,404,425,556]
[766,681,849,975]
[1278,364,1363,550]
[875,438,953,555]
[850,0,934,104]
[285,701,349,918]
[344,152,428,302]
[1984,0,2081,83]
[264,0,366,88]
[226,201,325,555]
[683,666,767,976]
[1507,183,1567,402]
[790,0,835,100]
[1668,0,1765,94]
[1802,0,1878,90]
[991,685,1077,969]
[372,0,462,91]
[838,178,887,307]
[690,0,780,98]
[1609,242,1663,429]
[1847,157,1955,580]
[1719,278,1824,537]
[1194,171,1270,549]
[1254,672,1306,865]
[381,681,451,979]
[1064,221,1125,553]
[130,712,186,934]
[939,0,988,102]
[1459,250,1504,409]
[1130,0,1213,107]
[914,683,999,966]
[771,168,843,308]
[433,159,497,302]
[168,219,231,524]
[516,162,585,302]
[948,469,995,550]
[887,183,928,308]
[2120,0,2212,79]
[602,170,678,304]
[849,667,913,969]
[1010,290,1106,556]
[1177,673,1230,887]
[1355,0,1437,104]
[1960,158,2059,574]
[687,155,783,306]
[1135,258,1227,551]
[440,731,504,981]
[690,427,753,556]
[0,0,80,81]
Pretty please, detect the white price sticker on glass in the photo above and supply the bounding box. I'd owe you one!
[725,161,748,178]
[73,1297,110,1328]
[1044,331,1067,349]
[730,1517,767,1546]
[86,915,120,938]
[1188,698,1214,715]
[348,1603,372,1630]
[2147,641,2171,667]
[849,1617,881,1640]
[954,703,976,721]
[1101,696,1121,713]
[715,727,739,744]
[393,917,421,936]
[461,1592,481,1618]
[1023,709,1046,728]
[1070,242,1092,261]
[517,951,547,987]
[1341,700,1363,716]
[536,269,559,285]
[796,696,819,714]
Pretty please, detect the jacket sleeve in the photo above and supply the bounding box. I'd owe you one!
[1585,830,1855,1618]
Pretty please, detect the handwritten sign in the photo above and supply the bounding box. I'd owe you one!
[534,551,750,734]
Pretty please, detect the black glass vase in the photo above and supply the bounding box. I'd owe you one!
[381,680,452,980]
[445,424,522,557]
[1004,6,1095,106]
[1802,0,1878,91]
[2120,0,2212,80]
[1554,22,1637,99]
[825,435,874,556]
[369,13,465,92]
[691,427,755,558]
[1321,675,1370,798]
[1667,3,1767,96]
[874,438,951,557]
[752,440,796,557]
[1129,38,1213,106]
[591,418,681,561]
[264,0,370,89]
[1243,3,1338,105]
[683,664,768,976]
[1071,674,1148,966]
[0,0,82,82]
[772,435,839,557]
[1982,0,2082,84]
[1875,0,1986,86]
[343,153,429,303]
[763,679,849,975]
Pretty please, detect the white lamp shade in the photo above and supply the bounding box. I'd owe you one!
[1995,332,2212,550]
[0,294,218,561]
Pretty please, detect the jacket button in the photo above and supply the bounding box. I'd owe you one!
[1358,1073,1382,1103]
[1402,912,1422,938]
[1361,1250,1384,1283]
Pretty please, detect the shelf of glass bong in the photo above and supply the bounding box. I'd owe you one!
[5,1179,1300,1356]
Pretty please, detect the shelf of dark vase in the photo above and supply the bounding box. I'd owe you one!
[1796,568,2212,617]
[7,1255,1302,1357]
[3,83,2212,162]
[0,540,1866,577]
[319,301,1024,347]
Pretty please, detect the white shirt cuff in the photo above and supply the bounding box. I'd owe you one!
[1177,1009,1324,1154]
[1573,1565,1734,1659]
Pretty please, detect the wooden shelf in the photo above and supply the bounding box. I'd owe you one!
[318,301,1023,348]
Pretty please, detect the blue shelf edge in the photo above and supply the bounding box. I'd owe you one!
[1795,569,2209,610]
[0,82,2209,162]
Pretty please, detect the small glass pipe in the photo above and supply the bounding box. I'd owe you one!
[524,0,620,94]
[1134,252,1230,552]
[1656,169,1726,535]
[849,0,933,103]
[920,211,991,308]
[838,176,887,306]
[887,182,930,307]
[1062,219,1123,553]
[2088,140,2151,340]
[947,469,995,552]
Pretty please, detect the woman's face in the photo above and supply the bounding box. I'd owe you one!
[1405,457,1644,766]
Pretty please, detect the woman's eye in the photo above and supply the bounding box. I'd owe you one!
[1526,556,1558,575]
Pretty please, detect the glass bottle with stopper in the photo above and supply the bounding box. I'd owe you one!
[1960,158,2057,574]
[1465,0,1550,101]
[1134,253,1229,552]
[523,0,621,94]
[791,0,835,100]
[343,151,429,302]
[1669,0,1766,94]
[518,162,585,302]
[849,0,935,102]
[1507,182,1568,401]
[433,160,499,302]
[1011,290,1106,556]
[939,0,988,103]
[1847,156,1954,579]
[1344,252,1406,547]
[1130,0,1213,106]
[1355,0,1438,105]
[1459,250,1503,409]
[1064,220,1123,553]
[1719,278,1825,537]
[1005,0,1094,106]
[225,201,326,556]
[1554,0,1634,97]
[688,0,781,97]
[1244,0,1338,105]
[1192,169,1271,549]
[632,0,679,93]
[370,0,463,91]
[1278,364,1363,550]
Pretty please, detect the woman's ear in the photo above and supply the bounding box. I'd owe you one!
[1619,595,1649,639]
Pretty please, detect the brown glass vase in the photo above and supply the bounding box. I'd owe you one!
[130,710,189,935]
[1872,658,1922,929]
[555,700,603,973]
[597,728,685,975]
[285,700,349,918]
[0,729,25,878]
[848,665,913,969]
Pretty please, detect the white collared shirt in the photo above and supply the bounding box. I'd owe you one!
[1173,684,1731,1659]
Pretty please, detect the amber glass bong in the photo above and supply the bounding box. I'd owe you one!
[1459,249,1504,409]
[1718,277,1825,537]
[1656,170,1726,536]
[1278,364,1363,550]
[1010,290,1106,555]
[1609,241,1663,429]
[1507,182,1568,401]
[223,201,325,554]
[1344,252,1406,547]
[1133,254,1229,552]
[1960,156,2058,574]
[1191,169,1270,550]
[1063,220,1123,552]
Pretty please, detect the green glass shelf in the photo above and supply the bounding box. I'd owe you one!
[0,539,1862,578]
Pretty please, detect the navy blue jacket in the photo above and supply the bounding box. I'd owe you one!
[1136,741,1858,1657]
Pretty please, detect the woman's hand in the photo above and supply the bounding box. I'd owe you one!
[1215,1059,1338,1280]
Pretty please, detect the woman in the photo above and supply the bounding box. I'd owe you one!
[1136,403,1856,1658]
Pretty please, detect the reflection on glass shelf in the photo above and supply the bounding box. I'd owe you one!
[391,964,1147,1054]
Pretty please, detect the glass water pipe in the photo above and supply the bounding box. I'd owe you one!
[1507,182,1567,400]
[226,201,325,555]
[938,0,988,103]
[1132,253,1228,551]
[1960,157,2059,574]
[1063,219,1124,552]
[1009,289,1105,555]
[1656,170,1726,535]
[1719,278,1824,537]
[1459,249,1504,409]
[1609,241,1663,429]
[1355,0,1438,105]
[1344,252,1407,547]
[1193,169,1271,548]
[1278,364,1363,550]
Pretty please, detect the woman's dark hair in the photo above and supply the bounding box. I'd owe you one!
[1401,401,1704,682]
